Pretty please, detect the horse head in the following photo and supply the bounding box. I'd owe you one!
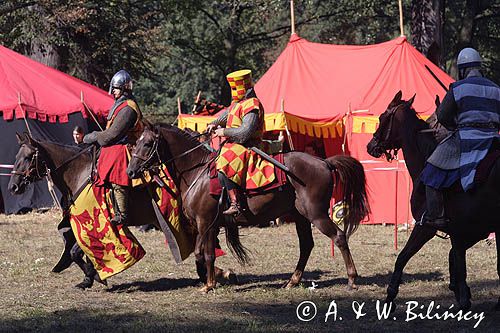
[8,133,46,194]
[128,123,211,181]
[127,125,161,179]
[367,91,415,161]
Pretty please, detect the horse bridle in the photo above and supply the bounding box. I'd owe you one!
[131,135,162,174]
[373,105,401,162]
[132,131,212,174]
[11,146,48,184]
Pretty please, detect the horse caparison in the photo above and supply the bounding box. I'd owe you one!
[367,91,500,311]
[7,133,234,289]
[128,123,370,293]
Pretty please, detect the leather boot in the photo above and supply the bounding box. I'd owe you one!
[111,184,129,225]
[223,188,242,215]
[423,186,449,230]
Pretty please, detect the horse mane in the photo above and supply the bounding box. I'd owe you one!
[35,139,84,152]
[153,123,211,153]
[402,105,441,159]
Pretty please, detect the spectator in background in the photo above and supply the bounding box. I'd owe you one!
[304,140,326,158]
[263,130,285,154]
[73,126,84,145]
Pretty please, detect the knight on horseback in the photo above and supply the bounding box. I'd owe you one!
[83,69,144,225]
[420,48,500,229]
[207,69,265,216]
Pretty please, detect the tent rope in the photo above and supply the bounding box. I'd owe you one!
[17,92,33,137]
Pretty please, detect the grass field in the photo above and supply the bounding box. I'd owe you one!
[0,210,498,332]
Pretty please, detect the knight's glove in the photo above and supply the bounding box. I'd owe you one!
[83,131,99,144]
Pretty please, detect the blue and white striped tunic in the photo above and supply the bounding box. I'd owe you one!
[453,77,500,190]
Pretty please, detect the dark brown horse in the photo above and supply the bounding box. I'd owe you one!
[127,123,370,292]
[7,133,234,288]
[367,91,500,310]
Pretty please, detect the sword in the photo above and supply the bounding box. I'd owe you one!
[141,175,183,264]
[249,146,290,172]
[249,146,305,185]
[151,198,183,264]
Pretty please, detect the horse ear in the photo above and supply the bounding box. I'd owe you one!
[23,132,33,145]
[434,95,441,107]
[407,93,416,107]
[390,91,403,107]
[16,132,24,144]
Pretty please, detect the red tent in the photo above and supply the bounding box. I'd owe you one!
[0,44,113,213]
[180,34,454,225]
[0,44,112,123]
[254,34,454,225]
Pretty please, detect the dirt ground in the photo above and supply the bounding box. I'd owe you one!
[0,210,498,333]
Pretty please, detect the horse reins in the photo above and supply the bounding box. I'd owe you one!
[374,106,400,161]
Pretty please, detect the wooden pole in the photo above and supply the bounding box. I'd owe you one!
[192,90,202,113]
[398,0,404,36]
[81,91,104,131]
[177,97,182,115]
[290,0,296,35]
[394,159,399,250]
[281,98,294,150]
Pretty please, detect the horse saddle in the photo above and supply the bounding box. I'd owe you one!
[209,153,288,196]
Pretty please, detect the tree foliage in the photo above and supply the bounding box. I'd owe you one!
[0,0,498,123]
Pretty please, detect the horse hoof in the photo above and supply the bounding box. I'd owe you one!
[224,270,238,285]
[75,280,93,290]
[282,280,296,289]
[199,285,214,293]
[94,273,107,286]
[346,283,358,291]
[459,301,472,311]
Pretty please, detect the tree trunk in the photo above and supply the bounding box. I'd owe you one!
[26,4,61,69]
[450,0,480,79]
[410,0,444,67]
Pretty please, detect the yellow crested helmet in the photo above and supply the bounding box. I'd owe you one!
[226,69,253,102]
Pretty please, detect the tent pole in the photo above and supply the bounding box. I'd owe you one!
[281,98,294,150]
[342,104,352,154]
[81,91,104,131]
[398,0,404,36]
[394,159,399,250]
[192,90,202,113]
[290,0,296,35]
[17,92,33,137]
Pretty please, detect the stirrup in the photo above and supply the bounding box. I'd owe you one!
[223,203,241,215]
[110,213,127,226]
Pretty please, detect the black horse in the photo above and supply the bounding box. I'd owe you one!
[367,91,500,310]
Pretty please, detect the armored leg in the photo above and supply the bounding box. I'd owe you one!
[111,183,129,225]
[424,186,449,230]
[218,172,242,215]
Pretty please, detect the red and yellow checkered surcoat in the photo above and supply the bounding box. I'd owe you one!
[215,98,275,189]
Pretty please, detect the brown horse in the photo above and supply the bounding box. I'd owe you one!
[7,133,234,288]
[367,91,500,310]
[127,124,370,292]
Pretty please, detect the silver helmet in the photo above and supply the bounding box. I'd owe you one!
[457,48,482,70]
[109,69,133,94]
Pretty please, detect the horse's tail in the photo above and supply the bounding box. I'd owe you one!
[223,217,251,266]
[219,190,250,265]
[325,155,370,238]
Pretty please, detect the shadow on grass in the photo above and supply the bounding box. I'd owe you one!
[232,270,447,292]
[1,291,499,333]
[107,277,200,293]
